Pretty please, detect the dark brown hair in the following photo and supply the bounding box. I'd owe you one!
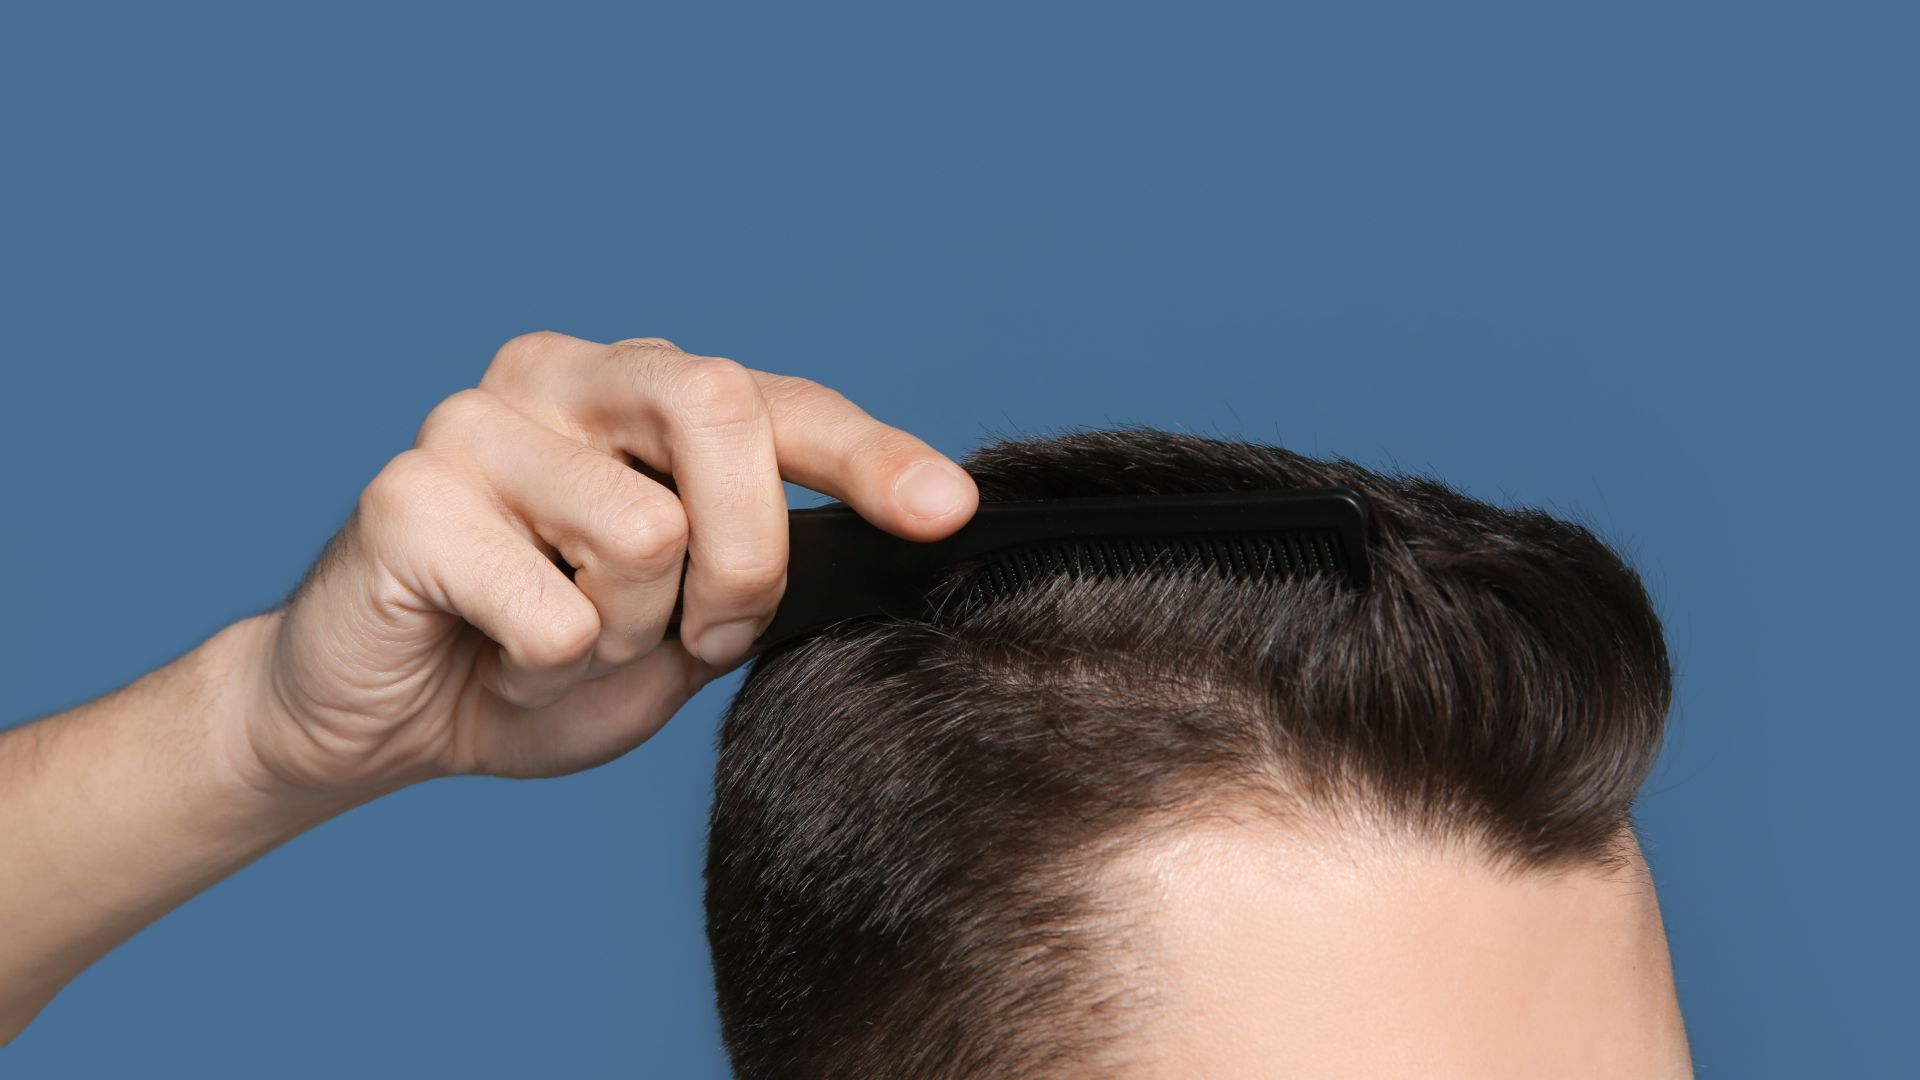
[704,426,1672,1077]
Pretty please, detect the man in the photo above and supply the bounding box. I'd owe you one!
[706,427,1693,1077]
[0,332,1691,1075]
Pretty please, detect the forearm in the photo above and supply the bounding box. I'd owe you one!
[0,613,366,1043]
[0,333,967,1046]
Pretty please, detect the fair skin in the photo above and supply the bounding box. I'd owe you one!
[1112,814,1694,1077]
[0,332,983,1042]
[0,332,1691,1068]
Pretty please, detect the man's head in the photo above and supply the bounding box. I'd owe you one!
[704,427,1691,1077]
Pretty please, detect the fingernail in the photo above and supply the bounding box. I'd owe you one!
[694,617,762,667]
[894,461,969,519]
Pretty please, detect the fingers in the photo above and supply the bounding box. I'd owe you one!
[357,449,600,709]
[416,388,689,678]
[597,347,789,666]
[477,331,980,669]
[493,338,789,667]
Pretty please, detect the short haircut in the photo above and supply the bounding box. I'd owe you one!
[703,426,1672,1077]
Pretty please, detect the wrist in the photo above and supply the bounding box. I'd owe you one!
[199,613,390,826]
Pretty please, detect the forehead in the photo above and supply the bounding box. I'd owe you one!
[1098,814,1692,1079]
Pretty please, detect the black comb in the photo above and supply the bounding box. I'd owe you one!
[662,486,1371,653]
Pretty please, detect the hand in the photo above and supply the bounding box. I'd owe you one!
[244,332,979,794]
[0,330,980,1041]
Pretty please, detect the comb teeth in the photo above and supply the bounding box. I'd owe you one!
[949,528,1354,616]
[663,486,1372,651]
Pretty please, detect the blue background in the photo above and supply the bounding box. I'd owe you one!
[2,3,1913,1075]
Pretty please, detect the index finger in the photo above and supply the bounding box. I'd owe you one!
[485,333,979,542]
[749,371,979,541]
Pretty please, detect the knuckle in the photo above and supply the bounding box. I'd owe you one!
[414,387,498,449]
[611,335,682,353]
[497,329,570,362]
[518,597,601,670]
[485,330,571,383]
[360,449,453,520]
[669,356,764,431]
[600,492,690,570]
